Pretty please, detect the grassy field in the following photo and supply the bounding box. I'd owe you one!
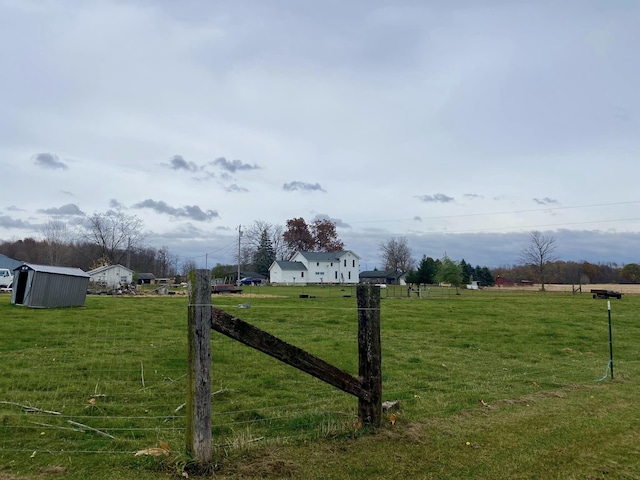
[1,286,639,479]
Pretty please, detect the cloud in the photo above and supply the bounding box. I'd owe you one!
[166,155,199,172]
[109,199,126,209]
[464,193,484,200]
[33,153,68,170]
[533,197,559,205]
[311,213,351,228]
[416,193,455,203]
[0,215,37,229]
[132,199,219,221]
[414,216,422,222]
[6,205,26,212]
[283,181,326,192]
[36,203,84,216]
[225,184,249,193]
[211,157,260,173]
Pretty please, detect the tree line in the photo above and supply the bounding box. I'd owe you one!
[0,213,345,281]
[3,213,638,287]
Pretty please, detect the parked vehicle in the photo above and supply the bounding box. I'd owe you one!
[238,277,262,286]
[0,268,12,289]
[212,284,243,294]
[590,289,623,299]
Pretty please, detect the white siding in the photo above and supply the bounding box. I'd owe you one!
[88,265,133,288]
[287,251,360,285]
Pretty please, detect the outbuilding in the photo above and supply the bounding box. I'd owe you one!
[87,264,134,289]
[11,263,90,308]
[0,253,22,271]
[137,273,157,285]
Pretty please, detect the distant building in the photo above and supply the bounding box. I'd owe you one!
[137,273,157,285]
[359,269,407,285]
[269,251,360,285]
[87,264,134,289]
[495,276,534,287]
[0,254,22,271]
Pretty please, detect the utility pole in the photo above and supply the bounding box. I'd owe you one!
[237,225,242,285]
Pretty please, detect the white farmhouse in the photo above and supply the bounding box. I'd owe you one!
[87,264,134,289]
[269,251,360,285]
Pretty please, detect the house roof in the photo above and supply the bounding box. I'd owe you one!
[272,261,307,271]
[295,251,360,262]
[87,264,134,275]
[0,254,22,270]
[14,263,89,278]
[137,273,156,280]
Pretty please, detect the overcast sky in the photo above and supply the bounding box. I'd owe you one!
[1,0,639,270]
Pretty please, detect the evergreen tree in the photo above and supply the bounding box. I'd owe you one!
[253,229,276,276]
[415,255,438,284]
[460,259,474,284]
[475,266,495,286]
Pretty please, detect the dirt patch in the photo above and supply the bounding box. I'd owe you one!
[220,453,299,478]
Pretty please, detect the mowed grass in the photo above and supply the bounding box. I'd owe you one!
[0,287,639,479]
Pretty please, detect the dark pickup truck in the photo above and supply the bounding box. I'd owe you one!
[590,289,623,299]
[212,284,243,294]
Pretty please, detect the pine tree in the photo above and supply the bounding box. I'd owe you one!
[253,229,276,276]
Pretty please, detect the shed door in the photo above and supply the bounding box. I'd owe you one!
[14,271,29,305]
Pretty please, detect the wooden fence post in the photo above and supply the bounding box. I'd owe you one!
[357,284,382,427]
[186,269,212,467]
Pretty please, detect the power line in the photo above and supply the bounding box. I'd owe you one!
[347,200,640,225]
[425,216,640,235]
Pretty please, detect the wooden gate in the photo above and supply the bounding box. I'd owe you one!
[186,270,382,467]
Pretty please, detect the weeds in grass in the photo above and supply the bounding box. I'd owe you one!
[1,289,639,479]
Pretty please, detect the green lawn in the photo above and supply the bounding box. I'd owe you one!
[1,287,639,479]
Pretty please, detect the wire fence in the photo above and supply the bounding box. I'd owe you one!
[0,286,624,461]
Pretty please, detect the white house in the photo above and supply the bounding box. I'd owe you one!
[269,251,360,285]
[87,264,134,289]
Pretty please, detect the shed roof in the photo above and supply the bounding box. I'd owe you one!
[359,269,405,279]
[14,263,89,278]
[137,273,156,280]
[359,270,393,278]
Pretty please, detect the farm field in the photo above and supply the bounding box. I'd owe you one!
[1,286,639,479]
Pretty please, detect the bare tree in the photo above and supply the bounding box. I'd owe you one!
[271,224,287,261]
[379,236,414,283]
[41,219,70,265]
[520,231,558,291]
[82,208,145,266]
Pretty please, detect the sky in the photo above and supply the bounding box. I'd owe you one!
[1,0,639,271]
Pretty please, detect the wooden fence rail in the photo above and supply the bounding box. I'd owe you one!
[186,270,381,467]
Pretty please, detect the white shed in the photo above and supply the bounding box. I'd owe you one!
[87,264,134,289]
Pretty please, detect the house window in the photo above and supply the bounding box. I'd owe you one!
[330,262,333,266]
[120,276,128,283]
[317,262,319,266]
[344,260,346,267]
[335,271,338,280]
[348,272,351,280]
[301,272,304,278]
[352,260,355,267]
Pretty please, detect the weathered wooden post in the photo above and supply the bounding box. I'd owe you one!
[186,269,212,467]
[357,284,382,427]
